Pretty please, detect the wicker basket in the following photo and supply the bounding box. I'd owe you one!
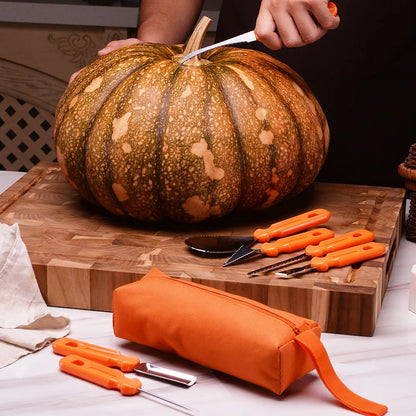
[398,143,416,242]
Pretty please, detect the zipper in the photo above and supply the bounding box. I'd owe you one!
[165,276,304,335]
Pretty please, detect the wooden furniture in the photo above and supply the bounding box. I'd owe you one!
[0,59,66,171]
[0,2,129,171]
[0,162,405,336]
[0,1,219,171]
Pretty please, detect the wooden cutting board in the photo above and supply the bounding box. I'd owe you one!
[0,162,405,336]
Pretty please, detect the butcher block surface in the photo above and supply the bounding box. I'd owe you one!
[0,162,406,336]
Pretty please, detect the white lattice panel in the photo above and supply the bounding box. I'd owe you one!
[0,93,56,171]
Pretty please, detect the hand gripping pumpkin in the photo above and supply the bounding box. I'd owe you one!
[54,17,329,223]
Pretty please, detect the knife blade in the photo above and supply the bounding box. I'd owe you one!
[180,30,257,64]
[180,1,338,64]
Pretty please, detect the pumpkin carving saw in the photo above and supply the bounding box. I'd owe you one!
[54,17,329,223]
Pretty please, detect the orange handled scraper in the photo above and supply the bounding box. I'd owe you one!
[274,242,386,278]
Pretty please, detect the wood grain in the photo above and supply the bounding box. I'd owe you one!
[0,58,66,113]
[0,162,405,336]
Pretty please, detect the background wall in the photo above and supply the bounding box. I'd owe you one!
[0,0,221,170]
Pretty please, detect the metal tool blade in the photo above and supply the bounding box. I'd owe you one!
[185,235,255,255]
[134,362,197,387]
[248,253,309,277]
[137,387,195,413]
[274,265,314,279]
[180,30,257,64]
[223,244,261,267]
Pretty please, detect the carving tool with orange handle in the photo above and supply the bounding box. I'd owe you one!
[223,227,335,267]
[52,337,197,387]
[248,229,375,276]
[180,2,338,64]
[59,355,194,413]
[186,208,331,255]
[274,242,386,279]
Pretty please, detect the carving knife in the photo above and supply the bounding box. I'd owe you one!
[181,1,338,64]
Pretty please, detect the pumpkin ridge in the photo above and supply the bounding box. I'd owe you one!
[233,56,323,195]
[200,66,217,208]
[153,65,184,220]
[255,54,329,162]
[81,59,160,202]
[261,58,329,191]
[220,60,294,207]
[85,72,142,211]
[206,64,247,209]
[101,59,177,216]
[199,65,236,214]
[242,60,304,187]
[54,51,159,156]
[55,47,159,128]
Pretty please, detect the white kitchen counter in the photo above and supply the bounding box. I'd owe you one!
[0,170,415,415]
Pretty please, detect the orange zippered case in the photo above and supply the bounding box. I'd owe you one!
[112,268,387,416]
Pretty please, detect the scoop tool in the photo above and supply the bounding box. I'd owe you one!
[186,208,331,255]
[223,227,334,266]
[52,337,197,387]
[248,229,375,276]
[274,242,386,278]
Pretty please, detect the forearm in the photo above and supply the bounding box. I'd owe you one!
[137,0,204,44]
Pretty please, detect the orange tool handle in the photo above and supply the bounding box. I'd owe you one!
[59,355,142,396]
[260,227,334,257]
[253,208,331,242]
[53,337,139,372]
[328,1,338,16]
[305,229,374,257]
[310,242,386,272]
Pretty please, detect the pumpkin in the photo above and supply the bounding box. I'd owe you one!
[54,17,329,223]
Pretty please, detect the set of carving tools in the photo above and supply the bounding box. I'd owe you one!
[52,338,196,413]
[185,209,386,278]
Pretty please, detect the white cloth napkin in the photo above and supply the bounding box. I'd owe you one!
[0,223,70,368]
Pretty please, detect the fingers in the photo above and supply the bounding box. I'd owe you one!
[255,0,340,50]
[68,67,85,85]
[98,38,141,56]
[68,38,142,85]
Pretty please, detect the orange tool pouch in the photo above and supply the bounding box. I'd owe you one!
[112,268,387,416]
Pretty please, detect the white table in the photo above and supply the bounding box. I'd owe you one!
[0,171,415,415]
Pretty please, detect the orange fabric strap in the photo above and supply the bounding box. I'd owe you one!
[295,330,388,416]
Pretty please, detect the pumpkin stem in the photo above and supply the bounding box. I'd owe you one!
[183,16,212,59]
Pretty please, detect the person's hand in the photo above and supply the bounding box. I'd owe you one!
[68,38,142,84]
[97,38,142,56]
[255,0,340,50]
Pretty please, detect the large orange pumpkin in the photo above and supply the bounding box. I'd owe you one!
[54,17,329,223]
